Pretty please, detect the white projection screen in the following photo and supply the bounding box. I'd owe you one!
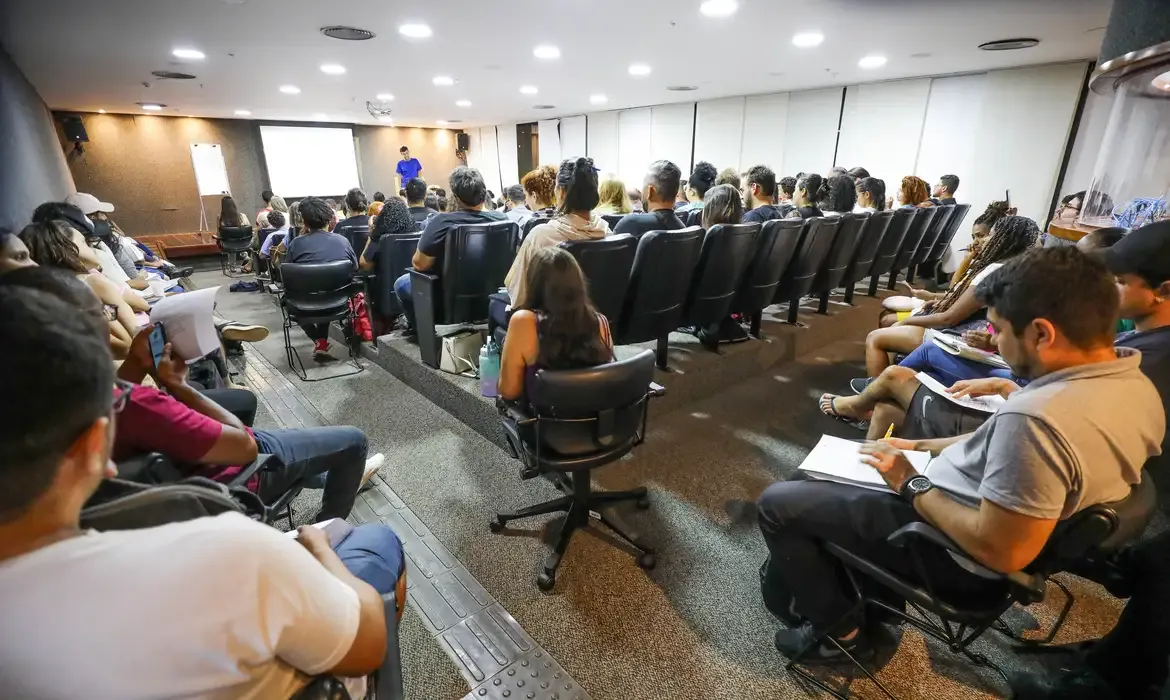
[259,125,361,197]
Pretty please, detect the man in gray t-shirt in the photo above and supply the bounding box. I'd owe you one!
[759,248,1164,664]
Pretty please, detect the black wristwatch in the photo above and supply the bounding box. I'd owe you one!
[900,475,934,503]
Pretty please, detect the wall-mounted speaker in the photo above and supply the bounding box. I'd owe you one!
[456,131,470,151]
[62,116,89,143]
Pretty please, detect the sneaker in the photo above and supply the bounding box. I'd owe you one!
[850,377,875,395]
[220,323,269,343]
[360,453,385,492]
[312,339,331,360]
[774,621,874,666]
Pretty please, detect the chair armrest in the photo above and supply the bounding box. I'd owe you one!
[227,454,276,489]
[888,521,1047,600]
[649,382,666,398]
[495,397,536,424]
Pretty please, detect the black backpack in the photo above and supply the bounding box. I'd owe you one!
[81,477,266,532]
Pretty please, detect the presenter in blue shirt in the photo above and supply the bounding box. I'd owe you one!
[396,146,423,192]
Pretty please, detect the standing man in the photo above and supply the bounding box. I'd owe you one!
[396,146,423,193]
[932,175,959,206]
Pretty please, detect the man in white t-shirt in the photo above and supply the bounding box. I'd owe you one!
[0,275,405,700]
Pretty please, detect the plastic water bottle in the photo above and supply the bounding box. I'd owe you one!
[480,340,501,397]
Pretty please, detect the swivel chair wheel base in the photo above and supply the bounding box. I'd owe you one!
[537,572,556,591]
[637,552,656,570]
[636,496,650,509]
[489,519,504,533]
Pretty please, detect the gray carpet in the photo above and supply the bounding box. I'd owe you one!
[200,271,1124,700]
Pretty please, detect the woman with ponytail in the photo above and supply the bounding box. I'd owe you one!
[785,173,826,219]
[504,157,610,307]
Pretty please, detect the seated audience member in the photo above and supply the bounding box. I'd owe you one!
[848,167,870,181]
[499,247,613,401]
[65,193,152,287]
[949,201,1012,283]
[863,215,1039,376]
[716,167,742,190]
[216,194,250,229]
[0,281,404,700]
[895,175,934,209]
[819,174,857,216]
[613,160,686,236]
[256,189,274,223]
[405,178,439,226]
[335,187,371,254]
[502,184,530,223]
[0,229,35,273]
[702,184,745,229]
[30,202,149,300]
[627,187,644,213]
[740,165,785,223]
[679,161,718,214]
[760,246,1163,662]
[777,176,796,207]
[360,198,418,271]
[20,220,139,355]
[674,179,690,210]
[373,191,386,203]
[284,196,358,359]
[505,157,609,309]
[855,177,886,213]
[828,166,849,178]
[269,194,290,225]
[932,174,959,206]
[594,176,632,216]
[521,165,558,224]
[258,210,288,260]
[785,173,826,220]
[393,167,507,333]
[367,200,384,226]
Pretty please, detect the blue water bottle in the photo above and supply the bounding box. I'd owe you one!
[480,339,501,397]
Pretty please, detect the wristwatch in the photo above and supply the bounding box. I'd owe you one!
[900,475,934,503]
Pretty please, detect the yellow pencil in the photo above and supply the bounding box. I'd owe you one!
[883,423,895,440]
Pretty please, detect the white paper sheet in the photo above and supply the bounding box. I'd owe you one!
[915,371,1007,414]
[926,328,1010,369]
[148,286,220,362]
[799,435,933,493]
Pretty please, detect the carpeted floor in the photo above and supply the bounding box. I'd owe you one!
[201,271,1124,700]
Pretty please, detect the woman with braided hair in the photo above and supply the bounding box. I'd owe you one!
[859,214,1040,377]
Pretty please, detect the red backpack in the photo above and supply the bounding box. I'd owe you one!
[349,292,373,342]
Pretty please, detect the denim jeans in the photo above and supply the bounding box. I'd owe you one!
[335,524,405,596]
[253,426,368,521]
[393,273,413,328]
[899,341,1017,387]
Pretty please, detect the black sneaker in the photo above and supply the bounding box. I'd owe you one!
[850,377,875,395]
[774,621,874,666]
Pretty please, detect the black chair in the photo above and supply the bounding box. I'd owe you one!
[409,220,518,368]
[615,226,705,370]
[491,349,665,590]
[906,205,955,282]
[886,207,938,289]
[290,593,405,700]
[280,261,364,381]
[733,219,805,338]
[559,234,638,328]
[772,217,840,324]
[788,478,1157,700]
[600,213,626,230]
[217,225,254,277]
[521,215,548,243]
[679,222,760,347]
[367,233,422,322]
[867,208,915,296]
[841,210,893,305]
[683,208,704,228]
[809,213,868,314]
[920,203,972,282]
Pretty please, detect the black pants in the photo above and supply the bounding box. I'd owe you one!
[756,475,1006,631]
[200,388,256,426]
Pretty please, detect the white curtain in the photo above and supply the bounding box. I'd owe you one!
[537,119,561,167]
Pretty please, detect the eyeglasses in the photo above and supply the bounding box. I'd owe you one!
[113,379,134,414]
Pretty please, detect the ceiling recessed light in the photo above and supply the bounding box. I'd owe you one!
[398,23,433,38]
[628,63,651,76]
[279,85,301,94]
[172,48,205,60]
[978,37,1040,51]
[433,75,455,86]
[141,103,164,111]
[590,94,608,105]
[234,109,251,116]
[520,85,539,95]
[1153,70,1170,92]
[320,63,346,75]
[376,93,394,101]
[97,109,106,114]
[792,32,824,48]
[858,55,887,69]
[437,120,449,126]
[378,115,393,123]
[533,44,561,60]
[699,0,738,18]
[455,99,472,107]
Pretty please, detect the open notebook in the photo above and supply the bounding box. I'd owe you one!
[926,328,1010,369]
[799,435,934,493]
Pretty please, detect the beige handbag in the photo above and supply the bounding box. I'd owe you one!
[439,330,484,377]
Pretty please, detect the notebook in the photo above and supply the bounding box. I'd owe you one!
[926,328,1010,369]
[799,435,933,493]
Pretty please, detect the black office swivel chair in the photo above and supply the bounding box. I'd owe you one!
[280,261,364,381]
[733,218,804,338]
[809,213,868,314]
[615,226,705,370]
[906,204,955,282]
[887,207,938,289]
[866,208,915,296]
[600,213,626,230]
[920,203,971,284]
[840,210,893,305]
[217,224,254,277]
[787,478,1157,700]
[492,349,665,591]
[679,222,760,348]
[772,217,840,324]
[559,234,638,328]
[409,220,518,368]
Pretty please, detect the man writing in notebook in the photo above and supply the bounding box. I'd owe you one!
[758,247,1163,663]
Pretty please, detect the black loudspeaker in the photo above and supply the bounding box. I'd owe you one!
[62,116,89,143]
[456,131,470,151]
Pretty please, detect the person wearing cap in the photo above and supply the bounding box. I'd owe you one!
[65,193,192,285]
[64,192,159,292]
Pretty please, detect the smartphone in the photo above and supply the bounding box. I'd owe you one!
[148,323,167,367]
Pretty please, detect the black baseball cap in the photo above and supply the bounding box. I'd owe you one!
[1105,220,1170,281]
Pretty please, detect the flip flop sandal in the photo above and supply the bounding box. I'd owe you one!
[818,394,871,432]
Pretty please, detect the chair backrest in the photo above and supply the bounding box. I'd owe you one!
[733,218,805,314]
[810,212,868,295]
[600,213,625,230]
[559,234,638,327]
[891,207,938,271]
[520,216,547,244]
[683,222,760,325]
[773,217,840,303]
[925,203,972,265]
[439,220,518,323]
[842,210,894,285]
[683,208,703,228]
[281,260,358,312]
[373,233,423,314]
[526,349,656,456]
[617,226,704,343]
[868,207,916,278]
[218,225,253,251]
[910,205,955,266]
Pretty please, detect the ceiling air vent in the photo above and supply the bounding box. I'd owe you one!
[321,26,376,41]
[666,85,698,91]
[978,38,1039,51]
[532,104,556,110]
[152,70,197,80]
